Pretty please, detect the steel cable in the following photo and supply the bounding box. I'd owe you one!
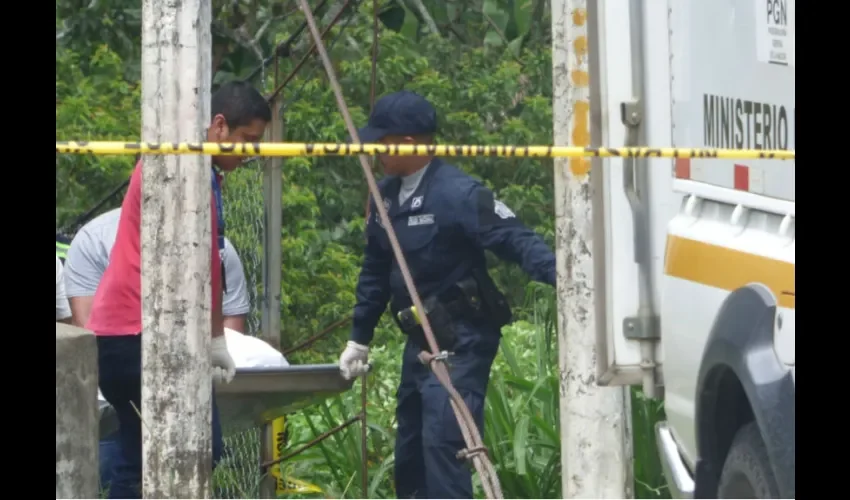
[294,0,504,497]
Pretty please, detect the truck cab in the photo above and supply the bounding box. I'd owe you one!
[587,1,795,497]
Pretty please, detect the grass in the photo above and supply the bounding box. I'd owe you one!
[210,291,671,499]
[632,388,670,499]
[484,339,561,498]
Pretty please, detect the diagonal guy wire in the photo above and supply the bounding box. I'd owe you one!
[293,0,504,497]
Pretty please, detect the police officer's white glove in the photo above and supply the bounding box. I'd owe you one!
[211,335,236,385]
[339,341,369,380]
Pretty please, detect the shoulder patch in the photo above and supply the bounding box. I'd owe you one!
[493,200,516,219]
[475,188,521,227]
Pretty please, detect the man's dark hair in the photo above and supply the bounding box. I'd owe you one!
[211,81,272,128]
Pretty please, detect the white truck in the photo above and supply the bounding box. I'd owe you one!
[587,0,795,498]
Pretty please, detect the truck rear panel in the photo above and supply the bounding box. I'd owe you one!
[589,0,795,468]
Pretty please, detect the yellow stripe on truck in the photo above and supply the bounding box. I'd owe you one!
[664,236,795,310]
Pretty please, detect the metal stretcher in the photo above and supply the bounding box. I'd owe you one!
[99,364,355,498]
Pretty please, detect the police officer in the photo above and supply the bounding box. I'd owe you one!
[338,90,556,499]
[56,233,71,264]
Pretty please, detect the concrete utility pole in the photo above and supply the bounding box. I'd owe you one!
[551,0,633,498]
[140,0,213,496]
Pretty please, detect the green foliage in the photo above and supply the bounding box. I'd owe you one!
[56,0,294,82]
[56,44,140,228]
[484,319,561,498]
[632,388,670,499]
[56,0,142,80]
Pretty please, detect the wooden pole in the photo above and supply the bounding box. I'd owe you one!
[551,0,633,497]
[140,0,213,496]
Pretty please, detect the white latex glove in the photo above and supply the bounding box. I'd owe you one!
[339,341,369,380]
[211,335,236,385]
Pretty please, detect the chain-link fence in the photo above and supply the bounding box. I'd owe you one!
[222,160,268,336]
[217,161,272,497]
[218,159,343,499]
[214,427,265,499]
[214,423,327,499]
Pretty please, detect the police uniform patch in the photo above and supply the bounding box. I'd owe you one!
[372,198,391,229]
[494,200,516,219]
[476,189,520,227]
[408,214,435,226]
[374,212,385,229]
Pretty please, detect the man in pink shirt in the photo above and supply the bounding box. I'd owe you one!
[88,81,271,499]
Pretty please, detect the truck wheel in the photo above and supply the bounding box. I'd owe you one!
[717,422,780,498]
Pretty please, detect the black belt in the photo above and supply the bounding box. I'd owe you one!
[394,295,467,331]
[392,279,486,352]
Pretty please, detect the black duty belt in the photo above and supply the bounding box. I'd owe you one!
[393,278,486,352]
[395,295,472,332]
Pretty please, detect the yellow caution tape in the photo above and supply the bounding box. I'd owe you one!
[55,141,796,160]
[278,476,324,495]
[267,416,325,494]
[270,416,287,494]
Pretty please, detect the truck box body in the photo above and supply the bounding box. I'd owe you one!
[587,0,795,496]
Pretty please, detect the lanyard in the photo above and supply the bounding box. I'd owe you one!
[211,168,228,293]
[211,168,225,251]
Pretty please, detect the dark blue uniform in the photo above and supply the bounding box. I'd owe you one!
[351,159,556,498]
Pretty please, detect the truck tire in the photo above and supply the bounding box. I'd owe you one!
[717,422,780,498]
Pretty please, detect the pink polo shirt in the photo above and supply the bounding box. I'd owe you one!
[86,161,222,336]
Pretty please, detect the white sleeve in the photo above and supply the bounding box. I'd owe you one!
[222,239,251,317]
[65,229,106,297]
[56,257,72,321]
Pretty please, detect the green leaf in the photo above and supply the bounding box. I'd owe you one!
[484,30,504,47]
[513,415,530,475]
[513,0,533,38]
[507,36,524,57]
[398,0,420,39]
[378,3,407,32]
[483,0,510,32]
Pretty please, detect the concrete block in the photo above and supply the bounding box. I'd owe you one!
[56,323,99,499]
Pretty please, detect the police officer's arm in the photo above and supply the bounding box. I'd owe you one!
[459,183,556,286]
[351,199,393,346]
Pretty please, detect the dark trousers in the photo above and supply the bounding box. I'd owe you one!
[97,335,223,499]
[393,320,500,499]
[99,432,121,492]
